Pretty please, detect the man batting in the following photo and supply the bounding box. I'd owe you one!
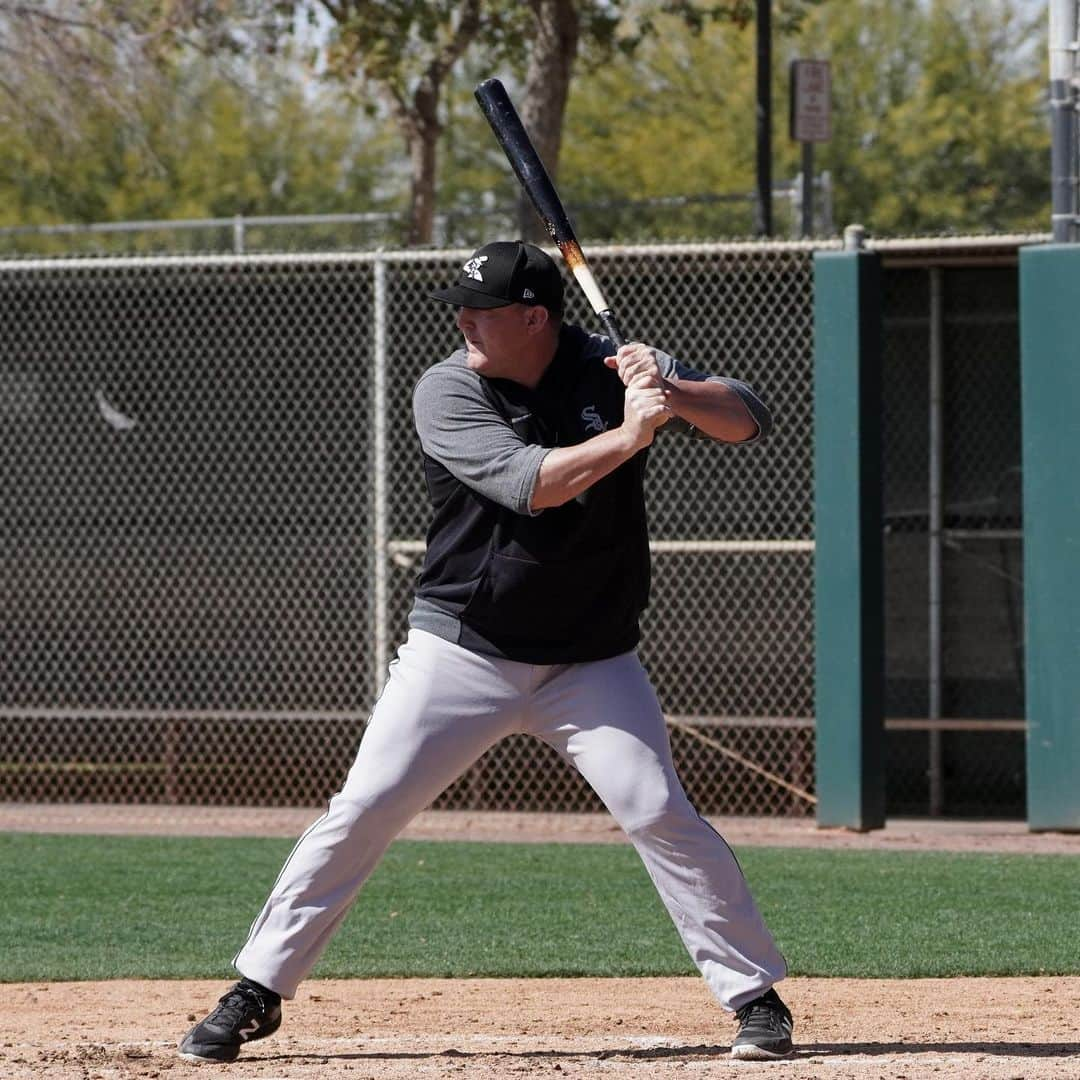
[179,240,794,1064]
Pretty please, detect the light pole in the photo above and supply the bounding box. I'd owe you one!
[756,0,773,237]
[1049,0,1079,241]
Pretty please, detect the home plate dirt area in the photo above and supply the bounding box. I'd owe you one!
[3,808,1079,1079]
[4,976,1080,1079]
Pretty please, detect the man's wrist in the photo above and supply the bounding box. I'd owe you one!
[662,377,683,414]
[611,423,650,455]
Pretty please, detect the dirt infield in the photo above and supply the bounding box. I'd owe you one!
[3,806,1079,1078]
[5,976,1080,1079]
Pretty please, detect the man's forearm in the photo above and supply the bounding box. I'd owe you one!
[530,429,643,511]
[666,378,759,442]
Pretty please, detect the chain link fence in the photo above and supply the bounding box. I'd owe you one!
[0,237,1037,817]
[881,250,1028,817]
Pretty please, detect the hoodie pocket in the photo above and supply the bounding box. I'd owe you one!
[461,545,635,647]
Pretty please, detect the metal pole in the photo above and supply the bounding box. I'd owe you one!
[756,0,773,237]
[819,172,834,236]
[233,214,245,254]
[372,256,390,701]
[1049,0,1079,241]
[801,142,814,237]
[928,267,945,816]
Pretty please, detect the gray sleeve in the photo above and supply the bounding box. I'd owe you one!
[412,360,549,516]
[655,350,773,443]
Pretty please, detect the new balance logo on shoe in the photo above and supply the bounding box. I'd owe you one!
[178,983,283,1064]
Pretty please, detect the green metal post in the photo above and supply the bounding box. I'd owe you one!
[813,238,886,829]
[1020,244,1080,831]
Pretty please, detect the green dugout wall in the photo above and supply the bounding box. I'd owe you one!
[815,238,1077,831]
[813,242,886,829]
[1019,244,1080,831]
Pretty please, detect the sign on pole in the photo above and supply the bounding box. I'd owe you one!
[790,59,832,143]
[790,60,831,237]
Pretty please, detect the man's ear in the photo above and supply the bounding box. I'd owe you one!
[524,306,551,335]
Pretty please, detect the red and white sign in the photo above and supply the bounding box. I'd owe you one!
[790,59,832,143]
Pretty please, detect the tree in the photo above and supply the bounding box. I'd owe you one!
[515,0,581,240]
[550,11,781,239]
[2,0,1052,242]
[510,1,821,241]
[308,1,824,244]
[0,1,159,138]
[0,0,289,136]
[318,1,495,244]
[0,55,394,248]
[563,59,714,234]
[794,0,1049,234]
[543,0,1049,239]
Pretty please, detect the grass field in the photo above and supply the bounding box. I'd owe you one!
[3,832,1078,983]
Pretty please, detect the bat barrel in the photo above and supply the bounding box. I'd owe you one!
[475,77,628,347]
[474,78,575,246]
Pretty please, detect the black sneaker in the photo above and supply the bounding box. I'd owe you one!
[178,982,282,1063]
[730,987,794,1060]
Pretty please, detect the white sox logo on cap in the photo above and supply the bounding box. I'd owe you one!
[430,240,564,313]
[462,255,488,282]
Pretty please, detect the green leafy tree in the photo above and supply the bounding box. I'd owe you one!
[0,1,398,245]
[540,0,1050,239]
[0,0,1053,243]
[794,0,1049,234]
[275,1,821,243]
[315,0,497,244]
[551,13,768,239]
[0,57,394,247]
[504,1,821,241]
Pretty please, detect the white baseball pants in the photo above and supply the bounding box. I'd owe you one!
[234,628,786,1010]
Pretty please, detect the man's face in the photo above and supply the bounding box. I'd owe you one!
[456,303,534,380]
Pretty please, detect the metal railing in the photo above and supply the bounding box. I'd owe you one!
[0,179,834,256]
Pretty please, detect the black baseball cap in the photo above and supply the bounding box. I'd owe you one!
[431,240,564,315]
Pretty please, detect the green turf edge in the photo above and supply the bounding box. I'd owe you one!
[1,834,1076,982]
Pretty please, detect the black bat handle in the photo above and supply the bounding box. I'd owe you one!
[598,310,627,349]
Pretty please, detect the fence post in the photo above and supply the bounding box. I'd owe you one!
[1049,0,1079,242]
[372,255,390,701]
[812,225,886,830]
[927,266,945,815]
[1019,242,1080,830]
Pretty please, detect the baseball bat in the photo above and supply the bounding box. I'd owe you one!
[474,77,627,348]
